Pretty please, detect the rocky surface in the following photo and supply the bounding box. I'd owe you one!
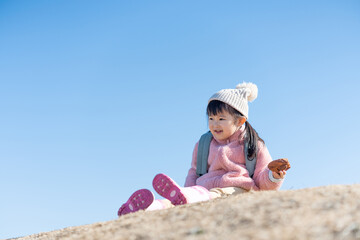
[11,184,360,240]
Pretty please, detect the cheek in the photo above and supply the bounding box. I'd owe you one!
[228,124,238,132]
[224,122,236,129]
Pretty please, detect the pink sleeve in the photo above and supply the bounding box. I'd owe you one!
[184,142,199,187]
[252,142,284,190]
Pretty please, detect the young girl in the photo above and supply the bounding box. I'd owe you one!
[118,82,288,216]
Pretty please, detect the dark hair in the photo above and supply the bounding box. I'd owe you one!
[206,100,264,159]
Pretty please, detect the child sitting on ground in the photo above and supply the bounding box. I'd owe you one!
[118,82,289,216]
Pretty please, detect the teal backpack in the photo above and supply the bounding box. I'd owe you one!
[196,131,257,178]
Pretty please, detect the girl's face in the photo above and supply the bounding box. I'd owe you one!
[208,111,246,141]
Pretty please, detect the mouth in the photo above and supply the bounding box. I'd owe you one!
[214,130,223,134]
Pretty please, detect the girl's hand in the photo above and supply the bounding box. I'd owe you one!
[272,170,286,179]
[268,158,290,180]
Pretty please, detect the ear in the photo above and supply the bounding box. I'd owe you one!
[236,116,247,127]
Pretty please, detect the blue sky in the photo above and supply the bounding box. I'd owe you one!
[1,0,359,238]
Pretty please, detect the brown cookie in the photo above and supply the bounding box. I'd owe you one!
[268,158,291,173]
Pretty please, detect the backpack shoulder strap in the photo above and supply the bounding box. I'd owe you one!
[196,131,213,177]
[244,141,257,178]
[196,132,257,178]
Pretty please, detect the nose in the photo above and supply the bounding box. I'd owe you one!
[213,120,220,126]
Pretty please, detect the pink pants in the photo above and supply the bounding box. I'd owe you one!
[147,187,247,211]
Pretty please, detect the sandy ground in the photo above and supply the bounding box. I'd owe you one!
[10,184,360,240]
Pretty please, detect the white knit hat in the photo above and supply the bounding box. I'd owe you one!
[208,82,258,119]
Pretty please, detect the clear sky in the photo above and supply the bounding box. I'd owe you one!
[1,0,359,238]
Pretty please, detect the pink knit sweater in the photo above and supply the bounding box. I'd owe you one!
[184,126,283,191]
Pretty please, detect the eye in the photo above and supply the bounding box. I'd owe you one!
[209,117,214,121]
[219,118,225,121]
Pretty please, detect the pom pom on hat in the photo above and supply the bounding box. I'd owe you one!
[236,82,258,102]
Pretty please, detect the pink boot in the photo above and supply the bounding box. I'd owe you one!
[152,173,211,206]
[117,189,154,216]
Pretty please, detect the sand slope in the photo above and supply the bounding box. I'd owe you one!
[11,184,360,240]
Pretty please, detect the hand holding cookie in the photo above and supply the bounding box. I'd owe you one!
[268,158,290,179]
